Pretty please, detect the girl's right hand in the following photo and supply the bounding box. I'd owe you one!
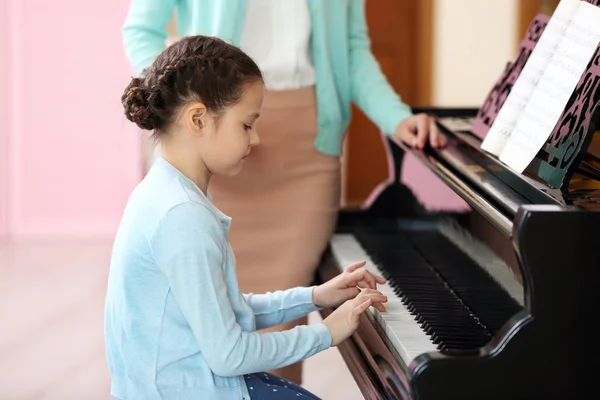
[322,288,388,347]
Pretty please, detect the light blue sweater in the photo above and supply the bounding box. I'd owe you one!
[104,156,332,400]
[122,0,413,156]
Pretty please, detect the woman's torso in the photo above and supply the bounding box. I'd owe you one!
[239,0,316,91]
[171,0,355,156]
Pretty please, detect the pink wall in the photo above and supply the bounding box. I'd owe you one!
[0,0,464,243]
[0,0,10,241]
[1,0,142,242]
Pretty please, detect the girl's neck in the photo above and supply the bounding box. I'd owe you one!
[160,146,211,195]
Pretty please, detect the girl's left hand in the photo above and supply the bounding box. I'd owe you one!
[312,261,387,311]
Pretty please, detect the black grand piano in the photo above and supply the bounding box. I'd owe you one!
[316,31,600,398]
[317,107,600,399]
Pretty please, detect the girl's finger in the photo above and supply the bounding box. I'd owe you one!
[374,274,386,284]
[357,280,369,289]
[363,270,376,289]
[356,288,379,296]
[357,291,387,304]
[349,268,376,289]
[345,260,366,273]
[342,286,360,298]
[352,299,372,316]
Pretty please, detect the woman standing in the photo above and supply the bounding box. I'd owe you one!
[122,0,444,385]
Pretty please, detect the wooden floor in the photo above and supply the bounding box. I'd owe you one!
[0,242,363,400]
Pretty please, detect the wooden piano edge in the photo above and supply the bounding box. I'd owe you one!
[318,306,388,400]
[317,250,413,400]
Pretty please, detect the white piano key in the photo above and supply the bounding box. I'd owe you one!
[330,234,438,367]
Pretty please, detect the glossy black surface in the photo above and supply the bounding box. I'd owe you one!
[409,205,600,400]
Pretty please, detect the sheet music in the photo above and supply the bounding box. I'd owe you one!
[481,0,581,156]
[499,2,600,172]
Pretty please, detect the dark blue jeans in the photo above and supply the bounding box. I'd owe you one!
[244,372,322,399]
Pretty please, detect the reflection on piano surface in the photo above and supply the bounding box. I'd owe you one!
[317,107,600,399]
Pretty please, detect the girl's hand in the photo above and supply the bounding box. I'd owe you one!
[322,289,388,347]
[313,261,387,311]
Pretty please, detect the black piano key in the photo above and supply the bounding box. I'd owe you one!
[353,227,520,353]
[407,231,522,333]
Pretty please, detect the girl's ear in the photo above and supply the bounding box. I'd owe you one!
[185,102,208,137]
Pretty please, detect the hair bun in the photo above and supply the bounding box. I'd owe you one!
[121,77,157,130]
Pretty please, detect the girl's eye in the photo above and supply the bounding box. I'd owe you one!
[243,124,252,131]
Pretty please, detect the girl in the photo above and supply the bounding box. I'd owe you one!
[105,35,388,400]
[122,0,444,385]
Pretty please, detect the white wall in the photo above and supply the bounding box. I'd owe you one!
[432,0,519,107]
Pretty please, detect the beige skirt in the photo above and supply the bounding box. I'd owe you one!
[209,86,341,383]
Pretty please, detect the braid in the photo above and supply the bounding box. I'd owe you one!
[152,55,209,87]
[152,55,232,87]
[121,77,160,130]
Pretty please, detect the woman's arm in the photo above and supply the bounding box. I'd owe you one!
[347,0,413,135]
[122,0,177,74]
[242,287,320,330]
[151,202,332,377]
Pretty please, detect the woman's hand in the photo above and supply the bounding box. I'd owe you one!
[312,261,387,311]
[322,288,388,347]
[394,113,447,150]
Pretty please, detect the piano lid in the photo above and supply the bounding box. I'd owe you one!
[391,107,599,238]
[421,7,600,215]
[401,8,600,230]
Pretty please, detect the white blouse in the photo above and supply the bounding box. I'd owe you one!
[239,0,316,90]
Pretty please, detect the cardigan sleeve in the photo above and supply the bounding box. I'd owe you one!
[122,0,177,74]
[347,0,413,135]
[151,201,332,377]
[242,287,321,330]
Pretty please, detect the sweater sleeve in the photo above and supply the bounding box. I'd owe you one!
[151,202,332,377]
[347,0,413,135]
[122,0,177,74]
[242,287,321,330]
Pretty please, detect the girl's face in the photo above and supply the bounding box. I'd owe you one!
[199,80,264,177]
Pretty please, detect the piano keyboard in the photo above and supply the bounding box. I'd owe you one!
[331,234,437,366]
[330,223,524,367]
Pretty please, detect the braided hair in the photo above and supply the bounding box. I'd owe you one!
[121,35,263,133]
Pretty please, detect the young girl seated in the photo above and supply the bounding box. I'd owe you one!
[104,35,388,400]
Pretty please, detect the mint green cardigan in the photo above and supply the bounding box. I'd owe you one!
[123,0,413,156]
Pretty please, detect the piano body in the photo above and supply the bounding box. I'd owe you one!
[317,105,600,399]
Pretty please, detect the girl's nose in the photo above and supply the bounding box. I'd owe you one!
[250,130,260,147]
